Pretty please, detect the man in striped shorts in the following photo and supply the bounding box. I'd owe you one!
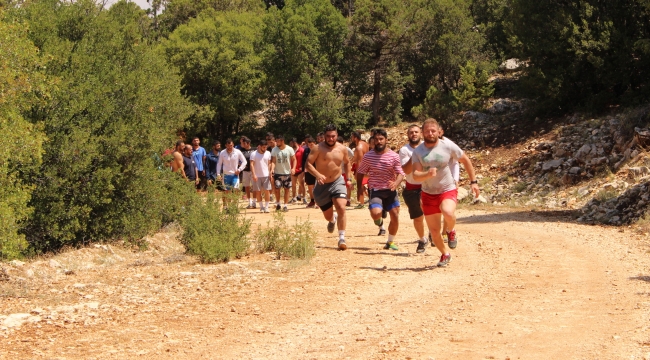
[356,129,405,251]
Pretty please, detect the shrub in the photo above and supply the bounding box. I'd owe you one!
[180,192,252,263]
[255,212,316,261]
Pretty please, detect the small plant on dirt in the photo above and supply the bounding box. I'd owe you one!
[255,212,316,261]
[513,181,528,193]
[179,192,251,263]
[636,212,650,234]
[595,188,618,202]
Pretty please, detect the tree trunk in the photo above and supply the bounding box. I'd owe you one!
[372,59,381,125]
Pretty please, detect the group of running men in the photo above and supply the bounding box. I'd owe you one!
[169,118,479,267]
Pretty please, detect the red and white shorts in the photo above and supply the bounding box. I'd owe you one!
[421,189,458,215]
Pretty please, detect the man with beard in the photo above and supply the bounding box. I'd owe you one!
[412,118,480,267]
[350,131,369,209]
[171,140,185,174]
[191,137,207,191]
[182,145,199,190]
[217,139,247,208]
[398,124,429,253]
[356,129,405,251]
[306,124,351,250]
[271,135,296,212]
[205,140,221,188]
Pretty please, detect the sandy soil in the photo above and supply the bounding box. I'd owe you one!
[1,202,650,359]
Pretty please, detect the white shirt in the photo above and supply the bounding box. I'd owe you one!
[250,150,271,177]
[399,142,421,185]
[217,148,247,176]
[444,137,460,182]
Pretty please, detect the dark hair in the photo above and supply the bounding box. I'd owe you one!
[175,140,184,147]
[351,131,361,140]
[213,140,221,146]
[276,134,285,141]
[373,128,388,139]
[291,137,298,144]
[266,132,274,137]
[303,134,311,140]
[225,138,234,145]
[306,137,315,144]
[259,139,267,146]
[192,136,200,141]
[241,136,251,143]
[337,136,344,144]
[324,123,337,133]
[316,132,324,137]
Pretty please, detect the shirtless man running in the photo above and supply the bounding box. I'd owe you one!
[350,131,369,209]
[306,124,352,250]
[171,140,185,174]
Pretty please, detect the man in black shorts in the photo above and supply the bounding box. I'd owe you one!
[399,124,429,253]
[306,124,352,250]
[303,137,318,208]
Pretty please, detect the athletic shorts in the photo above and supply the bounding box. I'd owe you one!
[273,174,292,189]
[252,176,271,192]
[241,171,252,188]
[369,189,400,212]
[402,187,424,219]
[293,170,303,177]
[223,174,240,190]
[313,176,347,212]
[421,189,458,215]
[305,172,316,186]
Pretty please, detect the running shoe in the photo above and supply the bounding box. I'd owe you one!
[275,204,282,211]
[338,239,347,250]
[327,214,337,233]
[246,204,256,209]
[306,200,316,208]
[416,240,427,253]
[442,232,448,244]
[383,241,398,251]
[447,229,457,249]
[354,204,365,209]
[283,205,288,212]
[437,253,452,267]
[289,198,296,204]
[260,207,265,213]
[346,200,351,207]
[302,198,308,205]
[263,207,270,213]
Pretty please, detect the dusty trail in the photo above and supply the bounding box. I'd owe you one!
[1,204,650,359]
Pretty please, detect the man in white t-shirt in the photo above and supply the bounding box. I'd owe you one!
[216,139,247,208]
[250,140,272,213]
[412,118,480,267]
[398,124,428,253]
[271,135,296,212]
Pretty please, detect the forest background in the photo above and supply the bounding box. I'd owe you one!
[1,0,650,259]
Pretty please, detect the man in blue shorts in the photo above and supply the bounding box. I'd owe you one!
[216,139,247,208]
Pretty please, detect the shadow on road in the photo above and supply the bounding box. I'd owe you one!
[354,252,412,257]
[317,246,374,251]
[456,209,582,225]
[630,276,650,283]
[359,265,434,272]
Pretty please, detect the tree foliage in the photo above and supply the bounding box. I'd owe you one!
[0,13,47,259]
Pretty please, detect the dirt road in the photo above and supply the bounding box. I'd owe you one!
[1,204,650,359]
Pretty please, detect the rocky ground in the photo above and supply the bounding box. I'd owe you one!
[1,204,650,359]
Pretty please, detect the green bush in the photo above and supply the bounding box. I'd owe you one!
[255,212,316,261]
[180,192,252,263]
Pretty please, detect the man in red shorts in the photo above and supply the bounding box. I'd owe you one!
[412,118,480,267]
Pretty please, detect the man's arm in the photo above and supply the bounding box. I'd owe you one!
[270,155,276,175]
[250,158,257,180]
[236,151,247,174]
[412,161,436,182]
[194,165,199,184]
[290,155,296,175]
[216,154,223,178]
[343,147,352,185]
[305,146,325,184]
[458,153,480,197]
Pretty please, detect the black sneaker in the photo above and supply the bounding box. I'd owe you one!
[378,228,386,236]
[416,240,426,253]
[275,204,282,211]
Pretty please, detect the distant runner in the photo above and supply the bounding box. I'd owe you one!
[356,129,405,251]
[412,118,480,267]
[250,140,272,213]
[350,131,369,209]
[305,124,351,250]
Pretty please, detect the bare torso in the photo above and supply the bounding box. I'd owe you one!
[311,142,349,183]
[354,141,369,166]
[171,151,184,173]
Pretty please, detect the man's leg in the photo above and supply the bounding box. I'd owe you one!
[291,175,297,201]
[332,197,347,250]
[298,173,306,202]
[440,199,457,248]
[425,213,445,254]
[413,215,425,238]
